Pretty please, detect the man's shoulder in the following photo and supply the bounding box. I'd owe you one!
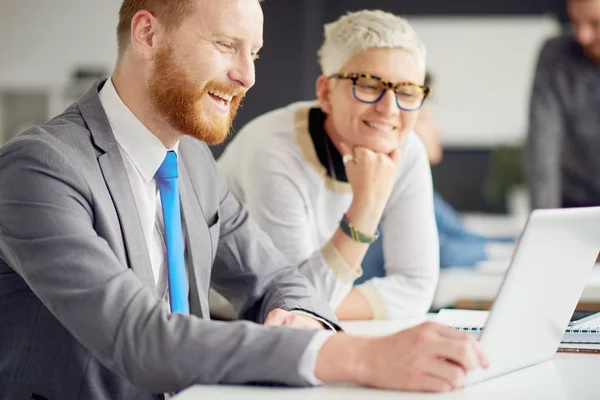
[538,33,581,64]
[0,103,93,161]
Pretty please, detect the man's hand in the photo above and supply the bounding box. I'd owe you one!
[264,308,324,330]
[315,321,489,392]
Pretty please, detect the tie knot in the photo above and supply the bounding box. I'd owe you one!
[157,151,178,180]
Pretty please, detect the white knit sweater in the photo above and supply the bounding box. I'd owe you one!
[218,101,439,319]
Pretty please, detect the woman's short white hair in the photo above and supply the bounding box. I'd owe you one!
[317,9,426,77]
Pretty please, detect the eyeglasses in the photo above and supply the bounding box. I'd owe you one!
[328,72,431,111]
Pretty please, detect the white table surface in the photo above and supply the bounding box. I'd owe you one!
[174,318,600,400]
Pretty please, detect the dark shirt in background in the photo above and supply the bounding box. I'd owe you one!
[526,33,600,209]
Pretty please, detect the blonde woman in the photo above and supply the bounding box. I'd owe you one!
[219,10,438,320]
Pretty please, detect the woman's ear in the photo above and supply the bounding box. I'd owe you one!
[316,75,333,114]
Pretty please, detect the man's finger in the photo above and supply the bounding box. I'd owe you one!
[434,324,472,340]
[434,325,490,368]
[431,340,479,373]
[285,314,323,329]
[283,315,309,328]
[264,309,286,326]
[424,359,466,389]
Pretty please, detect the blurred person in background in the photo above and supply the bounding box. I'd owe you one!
[526,0,600,209]
[415,73,515,270]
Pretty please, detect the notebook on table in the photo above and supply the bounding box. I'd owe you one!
[564,312,600,344]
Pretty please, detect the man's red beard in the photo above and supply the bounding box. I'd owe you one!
[148,45,245,144]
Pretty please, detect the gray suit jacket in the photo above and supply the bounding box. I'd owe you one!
[0,81,339,400]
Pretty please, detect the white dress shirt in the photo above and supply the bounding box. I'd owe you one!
[98,78,332,388]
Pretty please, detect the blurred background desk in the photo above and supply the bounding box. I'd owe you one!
[433,213,600,311]
[434,265,600,311]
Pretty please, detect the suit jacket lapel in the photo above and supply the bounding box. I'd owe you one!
[78,81,157,296]
[98,150,157,295]
[179,159,211,318]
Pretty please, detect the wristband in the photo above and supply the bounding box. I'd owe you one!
[339,213,380,244]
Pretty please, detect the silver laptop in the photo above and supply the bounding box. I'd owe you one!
[464,206,600,386]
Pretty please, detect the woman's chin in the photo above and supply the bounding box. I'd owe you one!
[362,139,400,154]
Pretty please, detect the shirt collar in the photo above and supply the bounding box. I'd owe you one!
[98,77,179,182]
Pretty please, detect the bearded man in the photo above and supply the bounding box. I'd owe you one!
[0,1,487,399]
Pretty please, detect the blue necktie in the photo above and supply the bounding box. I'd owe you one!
[156,151,189,314]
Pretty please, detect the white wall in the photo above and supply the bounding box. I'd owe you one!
[409,15,560,147]
[0,0,121,88]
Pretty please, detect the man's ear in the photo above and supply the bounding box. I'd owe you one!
[130,10,164,61]
[316,75,333,114]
